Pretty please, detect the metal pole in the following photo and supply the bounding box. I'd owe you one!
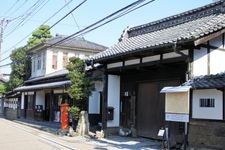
[0,19,4,68]
[165,126,170,150]
[184,122,188,150]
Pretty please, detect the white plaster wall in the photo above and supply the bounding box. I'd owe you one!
[89,91,100,114]
[45,49,53,75]
[36,91,45,110]
[210,49,225,74]
[68,53,75,58]
[210,35,225,74]
[57,51,63,71]
[193,47,208,77]
[31,47,100,77]
[107,75,120,127]
[192,89,223,120]
[88,81,103,114]
[21,92,24,109]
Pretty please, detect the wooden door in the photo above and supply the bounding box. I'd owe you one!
[137,80,180,139]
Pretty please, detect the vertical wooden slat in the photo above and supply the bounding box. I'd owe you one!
[49,90,54,122]
[207,41,210,75]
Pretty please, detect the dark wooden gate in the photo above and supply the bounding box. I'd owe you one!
[137,80,180,139]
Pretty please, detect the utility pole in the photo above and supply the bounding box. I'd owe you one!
[0,18,10,77]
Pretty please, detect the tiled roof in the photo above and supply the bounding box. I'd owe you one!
[26,69,68,83]
[183,73,225,89]
[28,36,107,52]
[92,0,225,62]
[47,36,107,51]
[14,80,71,92]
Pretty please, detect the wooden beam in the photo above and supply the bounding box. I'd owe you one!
[222,33,224,48]
[207,41,210,75]
[194,28,225,46]
[200,43,225,52]
[49,90,54,122]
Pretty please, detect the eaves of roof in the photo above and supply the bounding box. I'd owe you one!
[91,0,225,63]
[183,73,225,89]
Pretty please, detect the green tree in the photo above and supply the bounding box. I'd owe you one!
[7,47,29,91]
[7,24,52,91]
[0,83,6,94]
[66,57,95,111]
[27,24,52,48]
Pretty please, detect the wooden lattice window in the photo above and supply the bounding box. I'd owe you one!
[200,98,215,107]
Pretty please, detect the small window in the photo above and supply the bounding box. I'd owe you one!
[52,52,57,69]
[63,52,68,67]
[37,54,41,70]
[200,98,215,107]
[33,59,36,72]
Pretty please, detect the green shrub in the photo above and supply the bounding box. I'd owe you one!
[68,106,80,121]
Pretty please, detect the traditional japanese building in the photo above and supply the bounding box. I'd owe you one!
[89,0,225,148]
[14,35,107,122]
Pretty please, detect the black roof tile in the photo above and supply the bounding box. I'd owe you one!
[183,73,225,89]
[92,0,225,62]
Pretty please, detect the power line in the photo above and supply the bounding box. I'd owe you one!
[64,0,80,30]
[6,0,85,48]
[1,0,73,59]
[1,0,156,66]
[3,0,21,17]
[7,0,28,18]
[79,0,156,37]
[47,0,86,32]
[4,0,47,38]
[0,62,11,68]
[20,0,51,26]
[50,0,155,47]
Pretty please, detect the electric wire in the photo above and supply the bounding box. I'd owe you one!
[47,0,86,32]
[4,0,47,38]
[0,0,156,67]
[20,0,51,26]
[50,0,154,47]
[7,0,28,18]
[64,0,80,30]
[1,0,73,59]
[3,0,20,17]
[79,0,156,37]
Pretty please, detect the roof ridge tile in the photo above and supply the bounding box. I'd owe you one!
[128,0,225,37]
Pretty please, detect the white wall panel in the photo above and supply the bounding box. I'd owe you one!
[89,91,100,114]
[209,35,225,74]
[36,91,45,110]
[107,62,123,69]
[107,75,120,127]
[210,49,225,74]
[142,55,160,63]
[192,89,223,120]
[193,48,208,77]
[124,59,140,66]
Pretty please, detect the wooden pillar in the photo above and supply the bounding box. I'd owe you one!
[49,90,54,122]
[102,67,108,134]
[187,48,193,81]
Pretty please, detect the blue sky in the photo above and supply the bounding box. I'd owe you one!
[0,0,213,75]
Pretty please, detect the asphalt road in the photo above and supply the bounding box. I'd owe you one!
[0,117,86,150]
[0,116,161,150]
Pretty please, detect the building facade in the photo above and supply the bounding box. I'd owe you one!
[89,0,225,148]
[15,35,107,123]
